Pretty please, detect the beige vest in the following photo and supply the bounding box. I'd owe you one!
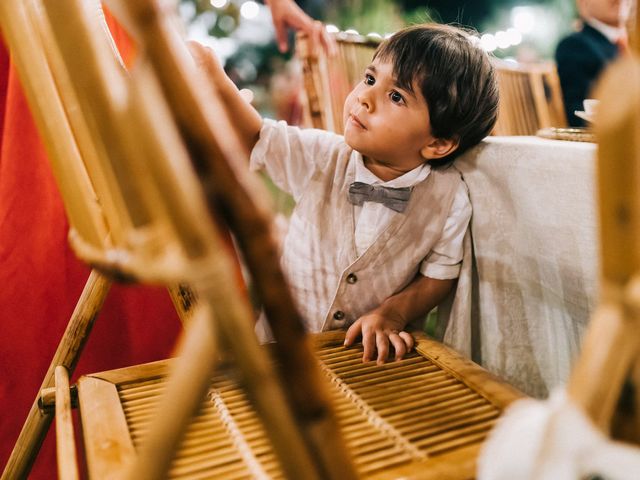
[266,146,464,334]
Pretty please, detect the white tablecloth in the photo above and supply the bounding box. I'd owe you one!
[454,136,598,398]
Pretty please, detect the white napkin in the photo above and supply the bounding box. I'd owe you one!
[477,388,640,480]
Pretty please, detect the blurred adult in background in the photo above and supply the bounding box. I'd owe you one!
[555,0,630,126]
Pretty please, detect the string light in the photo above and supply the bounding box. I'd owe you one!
[240,1,259,20]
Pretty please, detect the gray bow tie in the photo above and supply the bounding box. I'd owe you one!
[347,181,412,213]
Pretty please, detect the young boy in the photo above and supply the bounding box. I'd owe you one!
[190,24,498,364]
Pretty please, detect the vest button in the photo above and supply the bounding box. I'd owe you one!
[333,310,345,320]
[346,273,358,284]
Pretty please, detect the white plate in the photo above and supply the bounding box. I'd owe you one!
[574,110,594,123]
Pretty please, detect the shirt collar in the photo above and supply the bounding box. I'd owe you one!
[353,151,431,188]
[585,17,624,44]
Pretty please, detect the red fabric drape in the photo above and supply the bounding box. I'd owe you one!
[0,16,181,479]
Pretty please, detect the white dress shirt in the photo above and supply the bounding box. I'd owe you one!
[250,119,471,280]
[352,154,471,279]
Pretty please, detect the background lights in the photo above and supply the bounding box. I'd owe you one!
[240,1,259,20]
[210,0,228,9]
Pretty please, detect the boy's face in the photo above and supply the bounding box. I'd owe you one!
[343,58,441,180]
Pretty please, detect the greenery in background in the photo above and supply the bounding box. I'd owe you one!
[319,0,579,60]
[323,0,406,34]
[480,0,578,59]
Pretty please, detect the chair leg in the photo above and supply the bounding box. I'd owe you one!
[2,270,111,480]
[55,366,79,480]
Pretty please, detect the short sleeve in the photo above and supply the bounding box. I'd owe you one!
[250,118,345,201]
[420,180,472,279]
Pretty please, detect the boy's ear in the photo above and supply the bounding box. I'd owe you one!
[420,137,459,160]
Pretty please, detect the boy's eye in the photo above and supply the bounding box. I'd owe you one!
[364,74,375,85]
[390,91,404,104]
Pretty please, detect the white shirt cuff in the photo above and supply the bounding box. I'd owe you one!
[249,118,279,172]
[420,261,461,280]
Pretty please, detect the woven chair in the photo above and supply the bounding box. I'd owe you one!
[2,2,523,479]
[0,1,349,479]
[567,58,640,444]
[492,59,567,136]
[566,10,640,434]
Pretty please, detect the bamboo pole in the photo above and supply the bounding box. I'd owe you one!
[54,367,80,480]
[568,57,640,429]
[121,2,356,478]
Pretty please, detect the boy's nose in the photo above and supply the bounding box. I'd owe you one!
[357,92,373,112]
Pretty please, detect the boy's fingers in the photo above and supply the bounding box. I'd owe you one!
[344,318,361,346]
[376,332,389,364]
[399,331,415,352]
[388,332,406,361]
[362,328,376,362]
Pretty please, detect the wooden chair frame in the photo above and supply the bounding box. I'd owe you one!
[1,1,352,478]
[567,52,640,439]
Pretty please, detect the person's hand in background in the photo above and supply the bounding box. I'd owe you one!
[265,0,336,55]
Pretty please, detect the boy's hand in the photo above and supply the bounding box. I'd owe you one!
[344,311,414,364]
[186,41,226,81]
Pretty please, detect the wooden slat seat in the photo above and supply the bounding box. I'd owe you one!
[78,332,523,479]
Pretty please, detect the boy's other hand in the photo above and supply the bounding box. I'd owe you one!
[344,312,414,364]
[186,41,226,81]
[187,40,212,68]
[239,88,254,104]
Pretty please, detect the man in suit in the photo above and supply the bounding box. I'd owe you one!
[555,0,629,126]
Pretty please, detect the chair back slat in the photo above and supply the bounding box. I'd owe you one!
[44,1,154,230]
[40,0,224,281]
[568,56,640,431]
[30,0,134,245]
[493,60,567,135]
[0,0,108,248]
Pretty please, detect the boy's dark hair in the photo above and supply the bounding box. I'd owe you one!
[374,24,499,168]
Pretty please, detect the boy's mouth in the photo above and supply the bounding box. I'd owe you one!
[348,114,367,130]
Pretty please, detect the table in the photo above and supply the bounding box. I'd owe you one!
[452,136,598,397]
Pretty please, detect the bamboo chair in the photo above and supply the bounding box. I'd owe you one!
[567,59,640,441]
[2,2,524,479]
[492,59,567,136]
[567,6,640,438]
[0,1,349,479]
[297,30,381,133]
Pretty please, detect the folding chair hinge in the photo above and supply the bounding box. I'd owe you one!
[38,384,78,413]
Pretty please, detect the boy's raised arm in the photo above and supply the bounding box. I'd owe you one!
[188,41,263,155]
[344,275,455,364]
